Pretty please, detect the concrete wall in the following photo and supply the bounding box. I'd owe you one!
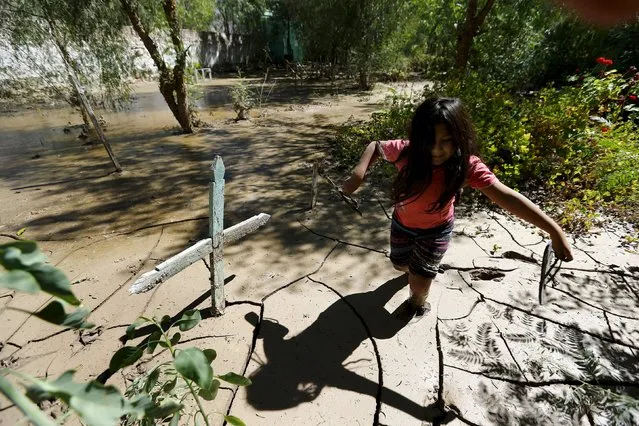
[0,26,258,83]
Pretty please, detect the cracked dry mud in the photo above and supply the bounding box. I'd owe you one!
[1,78,638,425]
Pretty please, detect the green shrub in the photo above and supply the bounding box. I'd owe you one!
[332,61,639,230]
[229,77,255,120]
[332,91,416,180]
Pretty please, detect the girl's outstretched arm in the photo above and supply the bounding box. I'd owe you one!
[479,181,574,261]
[341,141,379,195]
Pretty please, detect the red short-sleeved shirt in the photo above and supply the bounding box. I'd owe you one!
[377,139,498,229]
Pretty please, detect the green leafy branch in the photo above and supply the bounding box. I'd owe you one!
[0,241,250,426]
[116,310,251,426]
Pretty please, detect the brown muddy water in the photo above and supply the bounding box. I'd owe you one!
[0,77,423,241]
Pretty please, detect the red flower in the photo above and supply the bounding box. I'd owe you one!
[629,95,638,101]
[601,126,610,133]
[596,57,613,66]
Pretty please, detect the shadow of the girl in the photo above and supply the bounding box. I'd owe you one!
[243,274,451,422]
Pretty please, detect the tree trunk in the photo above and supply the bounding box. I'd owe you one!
[119,0,193,133]
[163,0,193,133]
[455,27,475,75]
[454,0,497,77]
[358,69,371,90]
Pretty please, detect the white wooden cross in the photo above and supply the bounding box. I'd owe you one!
[129,156,270,316]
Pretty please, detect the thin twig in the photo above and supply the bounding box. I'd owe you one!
[550,285,639,321]
[444,364,639,388]
[490,213,543,251]
[299,222,388,256]
[457,271,639,351]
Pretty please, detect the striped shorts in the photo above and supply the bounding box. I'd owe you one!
[390,216,454,278]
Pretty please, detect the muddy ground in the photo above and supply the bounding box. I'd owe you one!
[0,77,638,425]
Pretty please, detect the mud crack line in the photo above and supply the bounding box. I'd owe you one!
[457,271,639,351]
[93,226,165,314]
[224,242,341,423]
[434,319,445,426]
[490,213,543,250]
[307,276,384,425]
[299,221,389,256]
[444,364,639,388]
[549,285,639,321]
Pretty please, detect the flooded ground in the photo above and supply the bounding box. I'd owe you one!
[0,77,417,240]
[1,77,637,426]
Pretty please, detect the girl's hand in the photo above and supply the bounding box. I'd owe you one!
[341,175,362,196]
[551,231,574,262]
[341,141,378,196]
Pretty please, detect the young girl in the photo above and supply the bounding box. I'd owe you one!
[341,97,573,318]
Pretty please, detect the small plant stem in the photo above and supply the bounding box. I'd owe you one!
[185,380,211,426]
[156,322,211,426]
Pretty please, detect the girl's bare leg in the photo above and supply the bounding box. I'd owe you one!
[408,272,433,307]
[393,264,409,273]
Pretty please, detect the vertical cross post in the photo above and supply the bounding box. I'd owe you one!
[210,156,225,316]
[311,162,319,210]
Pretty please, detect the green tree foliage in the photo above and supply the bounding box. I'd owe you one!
[216,0,267,39]
[278,0,410,88]
[333,62,639,230]
[211,0,268,66]
[416,0,639,88]
[0,0,132,117]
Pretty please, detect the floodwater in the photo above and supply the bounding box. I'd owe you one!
[1,77,638,426]
[0,76,423,241]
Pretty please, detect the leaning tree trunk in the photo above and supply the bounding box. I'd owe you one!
[120,0,193,133]
[162,0,192,133]
[454,0,496,77]
[41,8,93,130]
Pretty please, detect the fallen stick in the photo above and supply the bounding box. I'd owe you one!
[129,213,270,294]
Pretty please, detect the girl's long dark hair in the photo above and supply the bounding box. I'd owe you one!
[391,97,477,211]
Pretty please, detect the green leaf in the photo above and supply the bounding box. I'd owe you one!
[129,394,155,413]
[162,377,177,393]
[0,241,46,270]
[34,301,93,329]
[144,368,161,393]
[160,315,172,328]
[198,379,219,401]
[169,412,181,426]
[218,372,251,386]
[147,330,162,354]
[224,415,246,426]
[174,348,213,390]
[177,309,201,331]
[126,318,148,338]
[28,264,80,306]
[0,270,40,294]
[145,399,182,419]
[25,371,148,426]
[203,349,217,363]
[170,332,181,345]
[0,374,57,426]
[109,346,143,372]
